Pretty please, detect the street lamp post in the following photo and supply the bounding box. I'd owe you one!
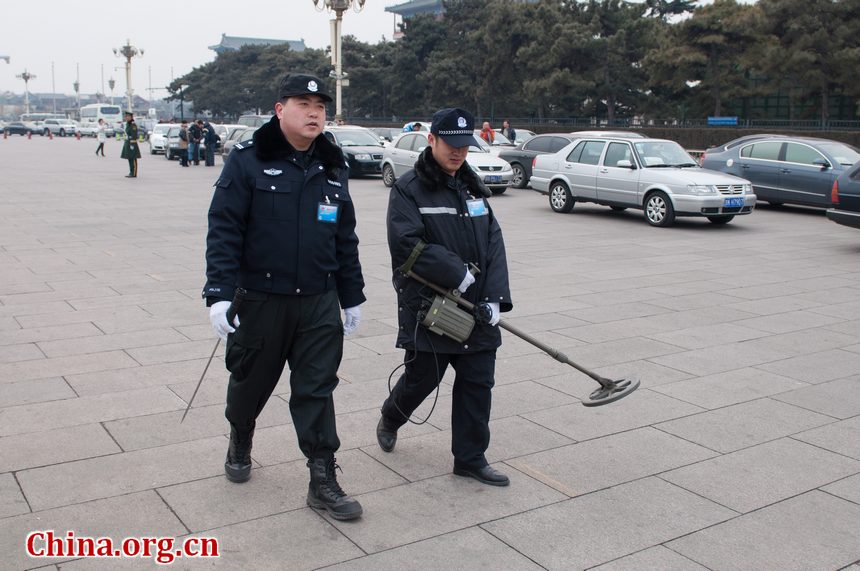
[113,39,144,113]
[108,77,115,105]
[16,69,36,115]
[73,63,81,116]
[177,84,188,121]
[312,0,366,122]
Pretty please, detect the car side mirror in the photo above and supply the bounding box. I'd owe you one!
[812,158,830,169]
[616,159,635,169]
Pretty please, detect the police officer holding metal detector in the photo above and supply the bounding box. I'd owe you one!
[376,107,513,486]
[203,72,365,520]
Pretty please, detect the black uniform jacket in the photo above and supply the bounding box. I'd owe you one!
[389,147,513,353]
[203,117,365,309]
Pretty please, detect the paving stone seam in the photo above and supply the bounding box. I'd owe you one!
[821,487,860,509]
[1,447,126,479]
[60,376,80,398]
[771,395,860,421]
[99,420,126,453]
[660,543,719,571]
[152,488,193,536]
[657,392,843,422]
[355,446,414,485]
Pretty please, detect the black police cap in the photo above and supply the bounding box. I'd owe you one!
[278,73,332,102]
[430,108,479,148]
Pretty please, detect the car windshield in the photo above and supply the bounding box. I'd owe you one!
[154,125,172,134]
[633,141,696,167]
[475,130,513,145]
[334,130,380,146]
[470,139,491,153]
[167,127,180,136]
[816,142,860,166]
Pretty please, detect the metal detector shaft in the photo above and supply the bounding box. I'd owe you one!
[405,271,613,389]
[181,288,247,423]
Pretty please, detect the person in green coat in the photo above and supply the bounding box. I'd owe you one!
[121,111,141,178]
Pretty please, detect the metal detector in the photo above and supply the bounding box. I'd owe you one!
[406,270,640,407]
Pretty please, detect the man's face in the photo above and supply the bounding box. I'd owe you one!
[482,122,491,130]
[275,95,326,150]
[503,121,509,128]
[429,133,468,176]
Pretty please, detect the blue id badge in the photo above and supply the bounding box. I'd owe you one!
[466,198,488,217]
[317,203,339,223]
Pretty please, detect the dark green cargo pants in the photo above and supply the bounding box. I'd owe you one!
[224,288,343,458]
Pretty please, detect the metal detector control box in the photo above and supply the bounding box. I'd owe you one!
[419,294,475,343]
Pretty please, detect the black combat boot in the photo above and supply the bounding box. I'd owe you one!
[224,424,254,483]
[306,455,363,521]
[376,416,398,453]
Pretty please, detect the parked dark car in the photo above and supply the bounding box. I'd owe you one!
[701,135,860,208]
[323,126,384,177]
[498,134,580,189]
[826,164,860,229]
[3,121,39,136]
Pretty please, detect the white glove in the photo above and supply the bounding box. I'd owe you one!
[457,267,476,293]
[343,306,361,336]
[209,301,240,341]
[488,302,500,326]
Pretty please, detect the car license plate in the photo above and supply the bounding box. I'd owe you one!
[484,175,501,184]
[724,197,744,208]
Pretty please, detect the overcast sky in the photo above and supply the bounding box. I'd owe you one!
[0,0,400,98]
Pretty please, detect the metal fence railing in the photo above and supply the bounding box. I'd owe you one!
[351,116,860,131]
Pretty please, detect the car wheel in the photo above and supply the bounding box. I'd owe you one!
[707,215,735,225]
[644,191,675,227]
[511,163,527,189]
[382,164,395,188]
[549,181,574,213]
[610,206,627,212]
[491,187,507,195]
[767,201,783,207]
[43,129,50,137]
[59,129,66,137]
[150,147,156,155]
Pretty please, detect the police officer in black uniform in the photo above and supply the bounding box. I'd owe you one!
[204,73,365,520]
[376,108,513,486]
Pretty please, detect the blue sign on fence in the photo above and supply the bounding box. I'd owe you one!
[707,116,738,126]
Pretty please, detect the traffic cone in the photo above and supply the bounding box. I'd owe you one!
[28,131,32,139]
[76,131,81,140]
[48,130,53,140]
[3,130,6,139]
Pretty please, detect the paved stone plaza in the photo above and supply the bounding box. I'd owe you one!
[1,136,859,570]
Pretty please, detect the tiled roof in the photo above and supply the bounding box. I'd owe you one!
[209,34,306,53]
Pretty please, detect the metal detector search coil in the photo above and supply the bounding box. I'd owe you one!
[405,270,640,407]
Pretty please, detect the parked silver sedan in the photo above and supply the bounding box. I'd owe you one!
[382,131,514,194]
[531,137,756,227]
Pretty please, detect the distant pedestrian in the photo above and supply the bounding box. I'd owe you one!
[500,120,516,143]
[95,118,107,156]
[479,121,495,144]
[178,121,190,167]
[121,112,141,177]
[189,120,203,165]
[203,120,219,166]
